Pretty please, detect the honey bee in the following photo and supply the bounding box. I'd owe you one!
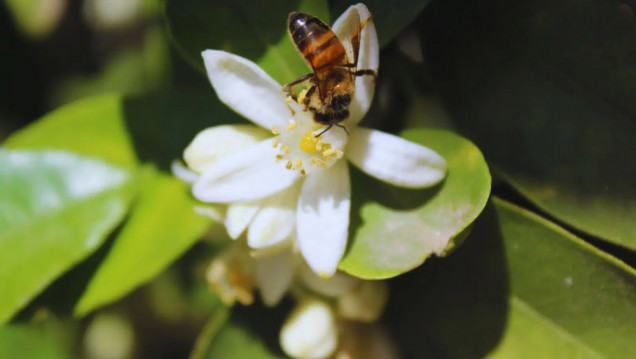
[284,10,377,137]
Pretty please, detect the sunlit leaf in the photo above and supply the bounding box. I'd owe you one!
[339,129,491,279]
[386,198,636,358]
[74,169,213,316]
[165,0,329,84]
[0,321,74,359]
[421,0,636,248]
[0,150,135,323]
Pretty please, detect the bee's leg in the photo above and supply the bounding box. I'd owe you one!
[300,85,316,111]
[354,69,377,82]
[334,123,350,136]
[315,124,334,138]
[282,73,315,100]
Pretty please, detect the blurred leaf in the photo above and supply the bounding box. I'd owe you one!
[387,198,636,358]
[75,168,213,316]
[51,26,171,106]
[421,0,636,248]
[190,303,231,359]
[4,90,239,315]
[4,0,67,39]
[0,321,74,359]
[339,129,491,279]
[3,94,138,168]
[0,150,135,323]
[165,0,329,84]
[330,0,432,47]
[198,321,284,359]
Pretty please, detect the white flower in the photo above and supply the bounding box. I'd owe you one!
[280,297,338,359]
[182,3,446,278]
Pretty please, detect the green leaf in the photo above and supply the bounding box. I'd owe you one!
[386,198,636,358]
[330,0,432,47]
[165,0,329,84]
[339,129,491,279]
[421,0,636,248]
[3,94,138,168]
[0,322,74,359]
[74,168,213,315]
[0,150,135,323]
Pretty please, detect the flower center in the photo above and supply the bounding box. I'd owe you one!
[271,120,345,176]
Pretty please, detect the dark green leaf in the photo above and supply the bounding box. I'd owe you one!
[165,0,329,84]
[421,0,636,248]
[339,129,491,279]
[386,198,636,358]
[74,168,213,316]
[330,0,432,47]
[0,322,74,359]
[0,150,135,323]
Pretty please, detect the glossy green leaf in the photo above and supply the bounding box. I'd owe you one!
[165,0,329,84]
[421,0,636,248]
[74,169,213,315]
[330,0,432,47]
[3,94,138,168]
[386,198,636,358]
[0,150,135,323]
[339,129,491,279]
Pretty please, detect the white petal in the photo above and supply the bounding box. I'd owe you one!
[225,201,260,239]
[171,160,199,184]
[332,3,379,126]
[193,139,300,203]
[280,297,338,359]
[202,50,291,130]
[193,205,224,222]
[298,260,359,297]
[248,185,299,249]
[347,127,446,188]
[297,160,351,277]
[255,249,295,306]
[184,125,270,173]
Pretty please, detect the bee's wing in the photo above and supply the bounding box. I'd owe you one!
[333,8,361,67]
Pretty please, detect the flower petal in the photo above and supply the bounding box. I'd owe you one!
[202,50,291,129]
[248,185,299,249]
[337,280,388,322]
[184,124,270,173]
[193,139,300,203]
[347,127,447,188]
[171,160,199,184]
[297,160,351,277]
[255,249,295,306]
[225,201,260,239]
[332,3,379,126]
[280,297,338,359]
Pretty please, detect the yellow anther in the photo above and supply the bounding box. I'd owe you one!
[272,139,280,148]
[298,88,308,105]
[310,157,327,168]
[272,126,280,135]
[295,159,303,168]
[322,149,337,158]
[283,145,290,154]
[334,149,344,159]
[299,132,318,154]
[316,142,323,151]
[300,169,306,176]
[322,143,332,151]
[287,120,298,131]
[275,154,283,163]
[285,160,293,170]
[285,96,292,103]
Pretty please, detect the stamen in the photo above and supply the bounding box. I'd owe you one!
[272,126,280,135]
[287,120,298,131]
[283,145,290,154]
[295,159,303,168]
[334,149,344,159]
[299,132,318,154]
[272,139,280,148]
[275,154,283,163]
[285,160,293,170]
[285,96,292,103]
[300,169,306,176]
[322,149,337,158]
[310,157,327,168]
